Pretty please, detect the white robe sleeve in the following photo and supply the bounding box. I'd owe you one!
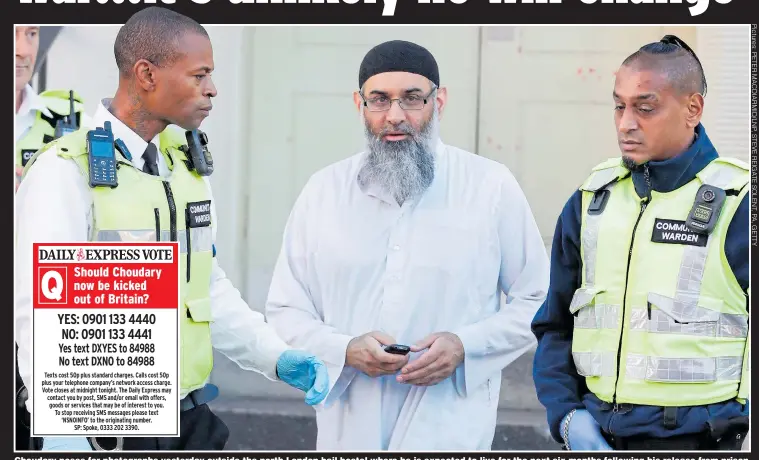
[204,178,291,381]
[209,257,291,381]
[265,178,356,409]
[452,166,550,397]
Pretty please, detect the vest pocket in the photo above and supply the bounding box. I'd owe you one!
[569,287,617,329]
[569,287,604,313]
[181,297,214,389]
[641,293,748,338]
[569,287,618,378]
[625,293,746,384]
[647,292,721,325]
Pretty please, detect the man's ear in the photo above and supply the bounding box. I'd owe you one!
[133,59,158,92]
[435,87,448,119]
[353,91,364,113]
[685,92,704,129]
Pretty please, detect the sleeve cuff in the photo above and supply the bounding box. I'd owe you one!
[316,333,357,410]
[452,324,488,398]
[263,341,293,382]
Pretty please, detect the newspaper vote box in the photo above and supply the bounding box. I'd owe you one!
[31,242,180,438]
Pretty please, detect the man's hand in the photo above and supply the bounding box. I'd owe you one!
[397,332,464,386]
[346,331,409,377]
[563,409,613,450]
[15,166,23,192]
[276,350,330,406]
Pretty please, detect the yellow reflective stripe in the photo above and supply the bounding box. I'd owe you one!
[701,164,747,189]
[572,352,616,377]
[582,212,601,287]
[574,304,620,329]
[96,227,212,253]
[625,354,743,382]
[180,226,213,254]
[580,180,621,287]
[586,167,622,192]
[672,243,710,310]
[629,308,748,338]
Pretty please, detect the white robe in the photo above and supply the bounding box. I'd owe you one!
[265,140,549,450]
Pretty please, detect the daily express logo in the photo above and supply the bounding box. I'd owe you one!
[38,247,173,262]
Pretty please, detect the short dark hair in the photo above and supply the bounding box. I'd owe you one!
[114,7,208,77]
[622,35,707,97]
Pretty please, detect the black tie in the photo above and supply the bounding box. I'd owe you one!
[142,143,159,176]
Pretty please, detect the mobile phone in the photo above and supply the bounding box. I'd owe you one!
[87,122,117,188]
[383,344,410,355]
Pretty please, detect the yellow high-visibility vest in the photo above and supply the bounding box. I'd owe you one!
[571,156,750,407]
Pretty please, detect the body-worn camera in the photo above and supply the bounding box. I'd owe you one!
[179,130,214,176]
[686,184,725,235]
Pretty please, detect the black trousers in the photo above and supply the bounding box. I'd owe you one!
[15,344,41,451]
[603,424,748,451]
[16,362,31,450]
[91,403,229,451]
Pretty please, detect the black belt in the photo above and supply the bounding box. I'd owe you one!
[88,384,220,452]
[604,432,703,450]
[603,416,749,451]
[180,384,219,412]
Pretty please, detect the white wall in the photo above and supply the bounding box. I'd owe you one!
[697,25,753,164]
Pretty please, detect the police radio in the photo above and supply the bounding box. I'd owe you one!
[54,90,78,139]
[685,184,726,235]
[179,129,214,176]
[87,121,118,188]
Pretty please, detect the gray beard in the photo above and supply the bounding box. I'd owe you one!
[358,108,438,205]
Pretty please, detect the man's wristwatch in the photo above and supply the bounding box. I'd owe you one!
[561,408,577,450]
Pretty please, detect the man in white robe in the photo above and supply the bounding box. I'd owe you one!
[265,40,550,450]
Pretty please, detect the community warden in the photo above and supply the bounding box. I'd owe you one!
[15,8,329,451]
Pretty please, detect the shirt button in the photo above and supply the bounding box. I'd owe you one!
[392,245,400,251]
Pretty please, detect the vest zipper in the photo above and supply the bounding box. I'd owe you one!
[612,164,652,409]
[184,209,191,283]
[161,182,177,241]
[154,208,161,241]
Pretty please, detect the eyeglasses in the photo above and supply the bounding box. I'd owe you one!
[359,87,436,112]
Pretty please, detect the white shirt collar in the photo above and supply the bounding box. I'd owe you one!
[93,98,161,173]
[17,84,52,119]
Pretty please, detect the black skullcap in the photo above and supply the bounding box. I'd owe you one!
[358,40,439,89]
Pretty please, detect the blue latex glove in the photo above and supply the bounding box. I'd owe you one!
[276,349,329,405]
[564,409,613,451]
[42,436,93,451]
